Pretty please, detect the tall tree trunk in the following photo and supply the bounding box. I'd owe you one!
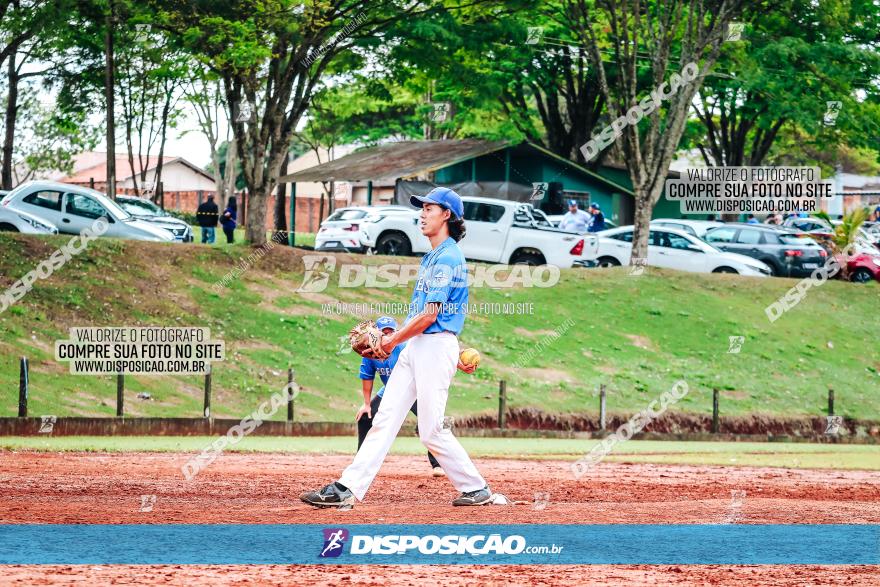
[223,139,236,203]
[152,87,173,203]
[105,1,116,199]
[1,47,20,190]
[273,152,289,244]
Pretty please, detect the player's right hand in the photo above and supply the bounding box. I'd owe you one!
[355,403,372,421]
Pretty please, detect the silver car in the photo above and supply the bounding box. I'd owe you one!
[115,195,193,242]
[0,197,59,234]
[2,181,175,242]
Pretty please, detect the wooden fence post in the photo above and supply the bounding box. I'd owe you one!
[599,384,607,431]
[204,365,212,418]
[18,357,28,417]
[287,368,295,422]
[712,388,720,433]
[498,380,507,430]
[116,373,124,417]
[828,388,834,416]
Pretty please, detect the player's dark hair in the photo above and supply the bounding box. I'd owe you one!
[447,216,466,242]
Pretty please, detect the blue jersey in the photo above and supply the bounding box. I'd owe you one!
[406,236,468,335]
[359,343,405,398]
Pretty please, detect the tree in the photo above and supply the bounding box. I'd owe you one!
[687,0,880,168]
[0,0,68,188]
[573,0,747,261]
[154,0,438,245]
[182,64,238,210]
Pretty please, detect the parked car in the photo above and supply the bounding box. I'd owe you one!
[844,252,880,283]
[651,218,723,239]
[0,198,59,234]
[782,217,832,233]
[316,206,414,253]
[704,224,827,277]
[594,226,772,276]
[321,197,599,267]
[2,181,175,242]
[115,195,194,242]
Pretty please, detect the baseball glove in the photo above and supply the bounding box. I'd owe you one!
[349,320,389,359]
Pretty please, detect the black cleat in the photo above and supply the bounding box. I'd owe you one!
[452,486,492,506]
[300,482,356,508]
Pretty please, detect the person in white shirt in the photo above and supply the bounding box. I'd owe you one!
[558,200,591,232]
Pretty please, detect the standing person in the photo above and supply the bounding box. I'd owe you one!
[746,214,759,224]
[558,199,591,232]
[220,196,237,244]
[301,187,491,508]
[587,203,606,232]
[356,316,444,477]
[196,194,219,244]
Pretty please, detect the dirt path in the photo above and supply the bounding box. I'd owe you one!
[1,451,878,585]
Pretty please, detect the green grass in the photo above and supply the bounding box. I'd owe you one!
[2,436,877,470]
[1,232,878,422]
[191,226,316,248]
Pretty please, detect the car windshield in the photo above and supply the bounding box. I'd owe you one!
[119,199,162,216]
[326,210,367,222]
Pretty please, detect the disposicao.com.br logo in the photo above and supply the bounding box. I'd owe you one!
[319,528,563,557]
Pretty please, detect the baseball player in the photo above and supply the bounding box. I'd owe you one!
[357,315,443,476]
[301,187,491,508]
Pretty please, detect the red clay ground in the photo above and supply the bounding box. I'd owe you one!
[1,451,878,585]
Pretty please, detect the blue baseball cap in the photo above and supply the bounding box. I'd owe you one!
[375,316,398,330]
[589,202,600,210]
[410,187,464,219]
[568,199,578,207]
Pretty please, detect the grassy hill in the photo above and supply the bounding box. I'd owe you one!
[1,233,878,422]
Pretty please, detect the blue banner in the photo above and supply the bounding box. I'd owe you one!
[0,524,877,565]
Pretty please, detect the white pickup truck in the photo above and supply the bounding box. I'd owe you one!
[358,196,598,267]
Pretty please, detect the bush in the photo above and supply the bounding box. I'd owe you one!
[166,209,197,225]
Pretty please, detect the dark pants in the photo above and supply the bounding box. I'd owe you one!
[357,394,440,469]
[223,226,235,244]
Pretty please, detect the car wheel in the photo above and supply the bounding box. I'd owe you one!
[0,223,19,232]
[596,256,620,268]
[376,232,411,256]
[850,268,874,284]
[712,266,738,274]
[510,252,544,266]
[763,259,783,277]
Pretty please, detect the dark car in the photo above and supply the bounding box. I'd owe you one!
[704,224,828,277]
[115,195,194,242]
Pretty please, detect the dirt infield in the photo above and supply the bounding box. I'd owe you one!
[1,451,878,585]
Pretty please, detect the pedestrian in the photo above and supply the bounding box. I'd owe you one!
[558,199,591,232]
[196,195,219,244]
[746,214,759,224]
[587,203,606,232]
[301,187,491,508]
[221,196,237,244]
[356,316,444,477]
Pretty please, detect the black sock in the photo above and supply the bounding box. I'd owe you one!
[334,482,349,493]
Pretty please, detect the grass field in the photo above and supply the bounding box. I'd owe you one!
[1,233,878,422]
[191,227,316,248]
[2,436,878,470]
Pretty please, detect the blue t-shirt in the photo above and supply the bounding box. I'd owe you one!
[359,343,405,398]
[406,236,468,335]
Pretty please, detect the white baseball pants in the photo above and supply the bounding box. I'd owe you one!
[338,331,486,501]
